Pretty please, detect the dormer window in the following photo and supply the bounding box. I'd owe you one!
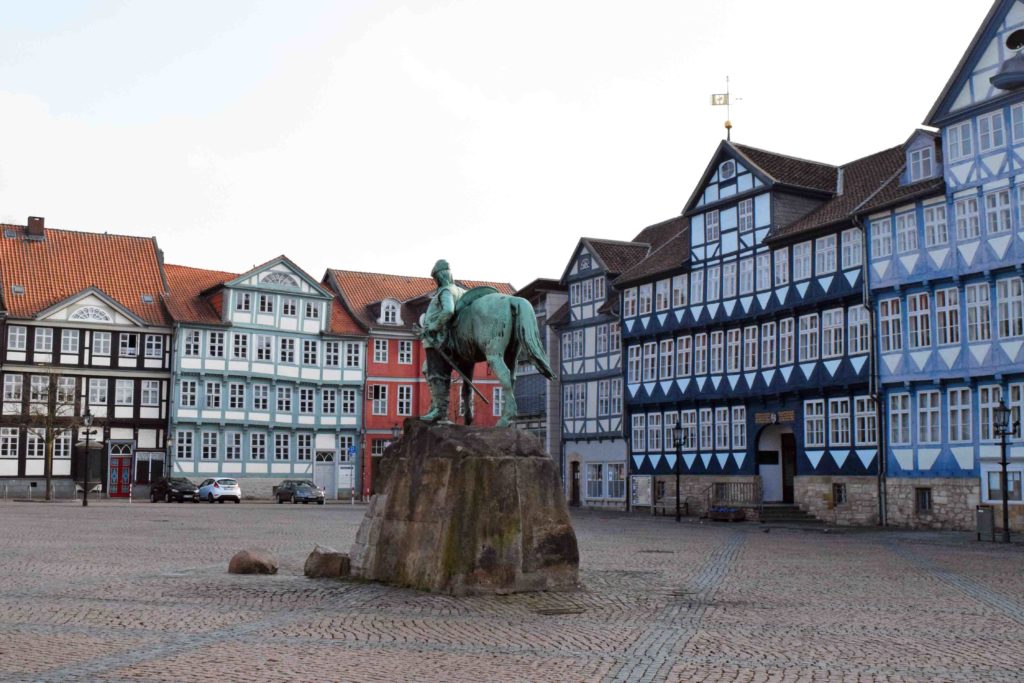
[381,300,401,325]
[909,147,934,182]
[719,160,735,180]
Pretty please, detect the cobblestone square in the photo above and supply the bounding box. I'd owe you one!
[1,502,1022,682]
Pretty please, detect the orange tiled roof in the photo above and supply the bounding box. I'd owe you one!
[0,223,171,326]
[325,269,516,330]
[163,264,237,324]
[329,298,364,336]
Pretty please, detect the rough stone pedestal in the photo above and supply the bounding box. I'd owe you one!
[349,420,579,596]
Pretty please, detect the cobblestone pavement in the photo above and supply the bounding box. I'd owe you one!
[1,503,1023,683]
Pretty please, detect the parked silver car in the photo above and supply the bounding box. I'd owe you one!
[197,477,242,503]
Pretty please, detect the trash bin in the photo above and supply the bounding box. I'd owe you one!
[976,505,995,542]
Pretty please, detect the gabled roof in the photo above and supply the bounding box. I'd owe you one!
[614,218,690,287]
[632,216,686,250]
[0,223,171,326]
[219,254,333,299]
[587,238,652,274]
[515,278,565,300]
[163,264,238,325]
[324,269,515,332]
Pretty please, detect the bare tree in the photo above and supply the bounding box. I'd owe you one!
[24,374,80,501]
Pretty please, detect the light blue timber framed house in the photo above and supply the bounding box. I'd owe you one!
[164,257,366,499]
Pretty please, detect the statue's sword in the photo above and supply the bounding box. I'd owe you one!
[413,325,490,405]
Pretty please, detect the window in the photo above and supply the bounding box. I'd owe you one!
[34,328,53,353]
[372,384,387,415]
[586,464,604,499]
[175,432,193,460]
[890,393,910,445]
[30,375,46,403]
[738,198,753,232]
[779,318,795,365]
[61,329,80,354]
[255,335,273,361]
[909,147,934,181]
[303,340,318,365]
[895,213,917,254]
[947,120,972,162]
[398,340,413,364]
[774,248,789,286]
[918,391,940,444]
[207,331,225,358]
[821,309,843,358]
[597,380,610,416]
[871,217,892,259]
[828,398,850,447]
[966,283,992,342]
[596,325,608,355]
[739,258,754,294]
[88,378,107,405]
[275,433,290,461]
[627,346,642,383]
[324,341,340,367]
[204,382,220,409]
[371,439,389,456]
[232,333,249,359]
[659,339,674,379]
[694,333,708,375]
[715,407,730,450]
[756,253,771,291]
[879,299,902,352]
[997,277,1023,338]
[228,383,245,410]
[582,279,593,303]
[691,270,704,304]
[202,432,218,460]
[179,380,196,408]
[907,293,931,349]
[793,242,812,280]
[184,330,201,357]
[986,189,1011,234]
[607,463,626,499]
[743,326,758,370]
[562,333,573,361]
[299,388,315,414]
[936,289,960,346]
[1010,382,1024,435]
[676,336,692,377]
[250,433,267,460]
[726,329,741,373]
[0,427,18,458]
[978,111,1005,152]
[322,388,337,414]
[655,279,670,311]
[305,302,320,319]
[279,338,295,364]
[680,410,697,449]
[1015,103,1024,141]
[988,471,1023,502]
[235,292,251,311]
[7,326,26,351]
[57,377,75,403]
[297,434,313,461]
[854,396,877,446]
[25,433,44,460]
[798,314,819,361]
[672,274,688,308]
[664,412,679,449]
[804,400,825,447]
[722,262,737,299]
[710,331,724,374]
[345,342,362,368]
[54,430,71,459]
[224,432,242,460]
[341,388,356,414]
[252,384,269,411]
[569,283,580,305]
[93,331,111,356]
[623,289,637,317]
[648,413,662,452]
[276,386,292,413]
[258,294,274,313]
[144,334,162,359]
[815,235,837,273]
[924,204,948,247]
[595,276,606,301]
[847,306,869,354]
[374,339,388,363]
[3,374,22,402]
[638,284,653,315]
[915,487,933,514]
[732,406,746,450]
[699,408,713,450]
[573,330,584,358]
[282,298,297,316]
[642,342,657,381]
[397,385,413,416]
[707,266,721,301]
[631,414,645,451]
[948,388,971,442]
[706,209,720,242]
[980,385,1001,441]
[760,322,776,367]
[563,386,575,420]
[955,197,980,240]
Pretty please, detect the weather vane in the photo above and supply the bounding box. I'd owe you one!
[710,76,740,141]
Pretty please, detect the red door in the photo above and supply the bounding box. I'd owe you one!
[108,448,134,498]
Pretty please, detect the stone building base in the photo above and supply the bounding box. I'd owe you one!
[885,478,981,531]
[794,476,879,526]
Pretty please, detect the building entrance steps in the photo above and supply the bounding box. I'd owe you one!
[759,503,824,525]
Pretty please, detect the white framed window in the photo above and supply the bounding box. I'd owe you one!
[1014,103,1024,141]
[373,339,388,363]
[29,375,46,403]
[207,331,224,358]
[274,433,291,461]
[0,427,18,458]
[224,432,242,460]
[743,325,758,370]
[676,335,692,377]
[255,335,273,362]
[815,235,836,274]
[659,339,674,379]
[828,398,850,447]
[34,327,53,353]
[706,209,720,242]
[610,378,622,415]
[93,331,111,356]
[966,283,992,342]
[341,388,356,414]
[732,406,746,450]
[61,329,80,354]
[638,284,653,315]
[252,384,269,411]
[1009,382,1024,438]
[655,279,670,312]
[232,333,248,359]
[907,293,931,349]
[586,463,604,499]
[303,339,318,365]
[918,391,941,444]
[562,333,573,361]
[722,261,737,299]
[895,213,918,254]
[183,330,201,357]
[648,413,662,452]
[726,329,741,373]
[680,410,697,449]
[305,301,321,320]
[250,433,267,460]
[854,396,877,446]
[276,386,292,413]
[631,414,646,451]
[955,197,980,240]
[664,411,679,450]
[821,308,843,358]
[779,318,795,365]
[282,298,297,316]
[322,388,337,414]
[986,189,1011,234]
[691,270,704,304]
[607,463,626,500]
[909,147,934,181]
[978,111,1005,152]
[235,292,251,312]
[986,470,1023,503]
[279,338,295,364]
[204,381,220,409]
[924,204,948,247]
[980,385,1001,442]
[258,294,274,313]
[756,252,771,291]
[597,380,610,416]
[627,346,641,383]
[879,298,902,352]
[694,333,708,375]
[871,217,892,259]
[738,198,753,232]
[3,374,22,402]
[324,341,340,367]
[715,407,730,450]
[642,342,657,382]
[699,408,713,450]
[178,380,196,408]
[710,331,724,375]
[87,378,107,405]
[774,248,789,286]
[6,326,26,351]
[26,432,44,459]
[397,385,413,416]
[229,383,245,410]
[144,334,163,359]
[948,387,971,442]
[947,120,972,162]
[202,432,218,460]
[596,325,608,355]
[798,313,819,361]
[739,258,754,294]
[396,339,413,365]
[841,228,863,270]
[793,242,812,280]
[760,321,776,367]
[371,384,387,416]
[57,376,74,403]
[707,266,721,301]
[299,388,314,414]
[804,400,825,447]
[175,431,193,460]
[581,278,593,303]
[623,288,637,317]
[569,282,581,306]
[935,288,960,346]
[997,277,1023,338]
[595,276,606,301]
[297,433,313,461]
[671,274,688,308]
[889,393,910,445]
[847,306,869,355]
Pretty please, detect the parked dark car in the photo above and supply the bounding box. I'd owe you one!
[276,479,325,504]
[150,477,199,503]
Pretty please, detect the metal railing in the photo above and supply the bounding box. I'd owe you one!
[702,480,763,517]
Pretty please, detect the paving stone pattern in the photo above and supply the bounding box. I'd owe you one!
[1,503,1022,682]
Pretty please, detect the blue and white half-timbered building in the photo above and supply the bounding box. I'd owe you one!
[618,143,907,524]
[863,0,1024,531]
[164,257,366,499]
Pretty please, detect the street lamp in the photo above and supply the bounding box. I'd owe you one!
[391,423,401,442]
[672,422,683,523]
[81,408,94,508]
[993,399,1019,544]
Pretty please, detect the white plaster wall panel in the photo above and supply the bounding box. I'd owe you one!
[205,360,225,371]
[182,358,201,370]
[53,460,71,476]
[246,464,268,474]
[315,434,335,449]
[271,464,291,474]
[109,428,133,440]
[174,461,195,473]
[137,430,157,448]
[25,460,44,476]
[223,463,242,473]
[198,463,219,473]
[301,369,319,381]
[278,366,298,378]
[281,319,298,331]
[0,461,18,476]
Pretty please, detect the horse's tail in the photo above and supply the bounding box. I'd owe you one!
[512,297,555,380]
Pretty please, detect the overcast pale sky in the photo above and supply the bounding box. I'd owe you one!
[0,1,991,289]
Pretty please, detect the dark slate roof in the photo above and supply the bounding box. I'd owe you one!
[767,145,908,241]
[615,218,690,287]
[733,143,838,194]
[515,278,564,300]
[860,175,946,214]
[632,216,685,250]
[546,301,570,326]
[585,238,652,275]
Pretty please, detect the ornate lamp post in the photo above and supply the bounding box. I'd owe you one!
[672,422,683,523]
[81,408,95,508]
[993,399,1018,544]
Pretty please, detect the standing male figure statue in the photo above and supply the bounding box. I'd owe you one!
[420,259,466,423]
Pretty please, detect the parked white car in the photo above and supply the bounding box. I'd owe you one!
[197,477,242,504]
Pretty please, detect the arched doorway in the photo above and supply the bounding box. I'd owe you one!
[107,442,134,498]
[756,424,796,503]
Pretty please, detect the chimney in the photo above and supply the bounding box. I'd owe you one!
[26,216,45,238]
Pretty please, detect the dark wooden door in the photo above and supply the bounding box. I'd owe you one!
[570,462,580,506]
[781,433,797,504]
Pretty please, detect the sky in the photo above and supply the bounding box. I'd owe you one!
[0,0,993,289]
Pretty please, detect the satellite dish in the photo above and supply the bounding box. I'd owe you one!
[1007,29,1024,51]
